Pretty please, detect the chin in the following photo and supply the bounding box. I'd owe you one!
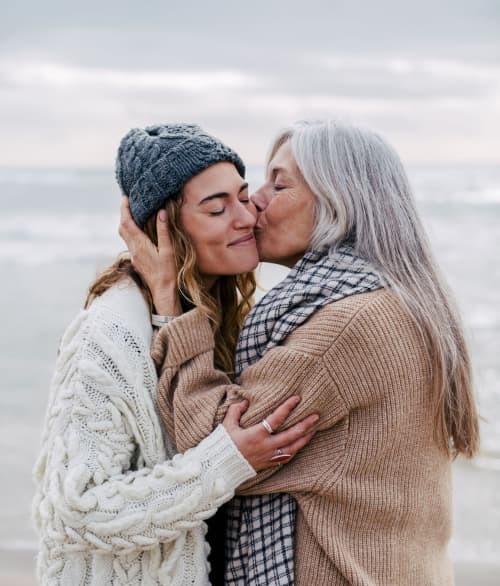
[256,244,271,263]
[238,250,259,272]
[215,256,259,276]
[236,257,259,274]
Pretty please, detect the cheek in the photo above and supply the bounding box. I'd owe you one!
[180,212,233,273]
[191,230,225,257]
[303,200,316,234]
[183,211,223,244]
[264,197,314,251]
[265,199,298,238]
[264,201,286,231]
[190,236,221,274]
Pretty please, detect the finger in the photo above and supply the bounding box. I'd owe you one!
[270,413,319,447]
[120,196,131,224]
[279,430,316,459]
[119,196,140,245]
[270,452,293,463]
[119,200,158,261]
[263,396,301,433]
[156,208,174,254]
[223,400,249,431]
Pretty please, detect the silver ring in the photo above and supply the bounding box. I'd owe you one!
[261,419,274,434]
[270,447,292,462]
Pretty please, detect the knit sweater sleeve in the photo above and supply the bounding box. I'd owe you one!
[34,305,255,555]
[153,308,349,457]
[154,291,427,496]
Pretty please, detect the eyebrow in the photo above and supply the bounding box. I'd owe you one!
[198,182,249,205]
[269,166,290,180]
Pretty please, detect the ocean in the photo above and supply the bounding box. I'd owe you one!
[0,165,499,566]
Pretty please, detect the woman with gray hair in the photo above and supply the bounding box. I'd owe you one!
[121,120,480,585]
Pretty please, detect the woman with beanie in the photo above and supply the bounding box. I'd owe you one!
[121,120,480,585]
[32,124,318,586]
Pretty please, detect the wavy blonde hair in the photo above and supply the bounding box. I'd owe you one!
[86,196,256,376]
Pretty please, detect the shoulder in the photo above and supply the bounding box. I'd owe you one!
[315,288,411,330]
[57,278,153,361]
[285,289,416,356]
[54,280,158,410]
[88,278,153,346]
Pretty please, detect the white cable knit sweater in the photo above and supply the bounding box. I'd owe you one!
[32,279,255,585]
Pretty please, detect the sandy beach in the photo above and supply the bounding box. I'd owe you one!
[1,550,499,586]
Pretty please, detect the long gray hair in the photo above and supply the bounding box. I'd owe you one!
[268,120,479,458]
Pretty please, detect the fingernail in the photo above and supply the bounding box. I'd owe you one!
[159,210,167,222]
[312,414,320,422]
[293,396,301,404]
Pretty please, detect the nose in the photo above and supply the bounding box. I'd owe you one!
[250,186,271,213]
[233,199,257,228]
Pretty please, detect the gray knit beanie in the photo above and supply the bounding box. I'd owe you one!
[116,123,246,226]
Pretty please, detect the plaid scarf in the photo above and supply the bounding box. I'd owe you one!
[224,244,382,585]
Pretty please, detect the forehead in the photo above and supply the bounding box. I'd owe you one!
[182,162,243,203]
[268,141,297,177]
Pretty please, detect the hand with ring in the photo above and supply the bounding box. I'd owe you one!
[222,396,319,471]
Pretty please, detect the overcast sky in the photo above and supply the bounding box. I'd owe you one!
[1,0,499,167]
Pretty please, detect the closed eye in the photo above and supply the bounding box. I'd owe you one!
[209,208,225,216]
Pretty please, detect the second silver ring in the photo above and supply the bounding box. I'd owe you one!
[261,418,274,434]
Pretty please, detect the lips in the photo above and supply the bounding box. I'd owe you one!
[228,233,256,246]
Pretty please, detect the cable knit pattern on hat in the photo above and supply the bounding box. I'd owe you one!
[116,124,246,226]
[32,279,255,585]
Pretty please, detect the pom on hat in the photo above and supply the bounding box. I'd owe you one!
[116,124,245,226]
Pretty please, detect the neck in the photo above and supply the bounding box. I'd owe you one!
[281,254,303,268]
[201,274,218,290]
[266,252,306,269]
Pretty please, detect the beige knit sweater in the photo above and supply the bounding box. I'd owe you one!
[152,289,454,586]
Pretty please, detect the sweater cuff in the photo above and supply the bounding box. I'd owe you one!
[190,424,256,492]
[156,308,215,367]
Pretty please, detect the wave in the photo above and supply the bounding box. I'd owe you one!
[473,453,500,471]
[0,168,109,186]
[459,187,500,205]
[0,212,123,263]
[467,308,500,330]
[417,186,500,206]
[1,166,499,206]
[408,165,500,206]
[450,540,500,564]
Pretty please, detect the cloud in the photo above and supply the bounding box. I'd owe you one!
[0,60,260,92]
[0,53,498,167]
[1,0,499,167]
[319,55,500,85]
